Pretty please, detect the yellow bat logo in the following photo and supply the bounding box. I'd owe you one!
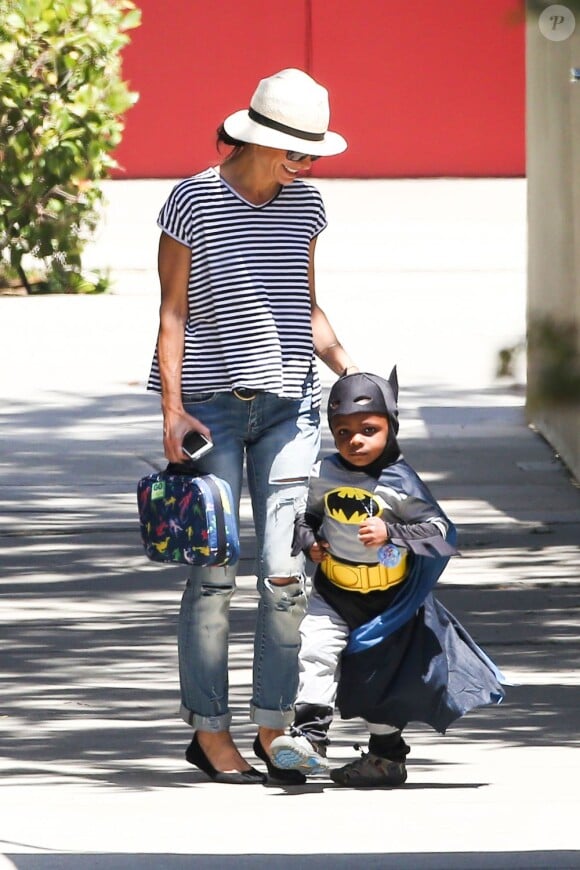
[324,487,385,524]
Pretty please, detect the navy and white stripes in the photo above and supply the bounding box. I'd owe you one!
[147,167,327,404]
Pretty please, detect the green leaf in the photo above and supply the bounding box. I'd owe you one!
[120,8,141,31]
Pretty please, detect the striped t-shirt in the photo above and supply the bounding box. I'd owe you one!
[147,167,327,405]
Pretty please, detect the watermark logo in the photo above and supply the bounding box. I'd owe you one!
[538,4,576,41]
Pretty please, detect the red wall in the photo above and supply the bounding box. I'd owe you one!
[113,1,524,179]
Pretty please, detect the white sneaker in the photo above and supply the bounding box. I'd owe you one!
[270,734,329,775]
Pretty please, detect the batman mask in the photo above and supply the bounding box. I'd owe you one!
[328,368,401,474]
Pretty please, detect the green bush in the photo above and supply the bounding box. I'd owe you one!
[528,317,580,410]
[0,0,140,294]
[498,317,580,409]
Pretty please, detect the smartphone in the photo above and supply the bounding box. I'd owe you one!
[182,430,213,461]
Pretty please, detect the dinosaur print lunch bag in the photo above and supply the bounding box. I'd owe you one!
[137,469,239,567]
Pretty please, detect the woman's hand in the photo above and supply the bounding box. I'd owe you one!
[162,409,212,464]
[358,517,388,548]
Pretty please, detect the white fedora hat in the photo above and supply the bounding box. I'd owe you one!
[223,68,347,157]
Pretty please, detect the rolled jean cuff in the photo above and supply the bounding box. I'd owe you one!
[180,703,232,732]
[250,703,295,729]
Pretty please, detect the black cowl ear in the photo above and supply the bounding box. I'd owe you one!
[388,366,399,403]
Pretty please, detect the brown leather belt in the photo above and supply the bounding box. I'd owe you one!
[321,552,407,593]
[233,388,259,401]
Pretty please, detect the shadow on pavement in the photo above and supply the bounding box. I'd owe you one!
[1,385,579,793]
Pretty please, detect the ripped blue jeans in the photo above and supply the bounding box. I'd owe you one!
[178,385,321,731]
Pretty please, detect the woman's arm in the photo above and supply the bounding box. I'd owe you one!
[308,237,359,376]
[157,231,211,463]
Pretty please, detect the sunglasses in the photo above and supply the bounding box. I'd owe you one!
[286,151,321,163]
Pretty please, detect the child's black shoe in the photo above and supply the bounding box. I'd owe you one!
[329,750,407,788]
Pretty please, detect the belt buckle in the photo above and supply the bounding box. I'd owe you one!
[233,387,256,401]
[360,564,371,592]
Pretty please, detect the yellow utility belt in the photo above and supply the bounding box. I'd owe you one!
[321,552,407,594]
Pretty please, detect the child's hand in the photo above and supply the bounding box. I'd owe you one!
[309,539,329,563]
[358,517,388,548]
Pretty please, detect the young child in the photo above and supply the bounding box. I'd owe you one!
[270,370,504,787]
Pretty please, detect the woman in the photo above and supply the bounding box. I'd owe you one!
[148,68,357,784]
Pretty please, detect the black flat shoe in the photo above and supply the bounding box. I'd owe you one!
[185,732,266,784]
[253,735,307,785]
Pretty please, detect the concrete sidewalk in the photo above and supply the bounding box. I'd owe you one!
[1,179,579,869]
